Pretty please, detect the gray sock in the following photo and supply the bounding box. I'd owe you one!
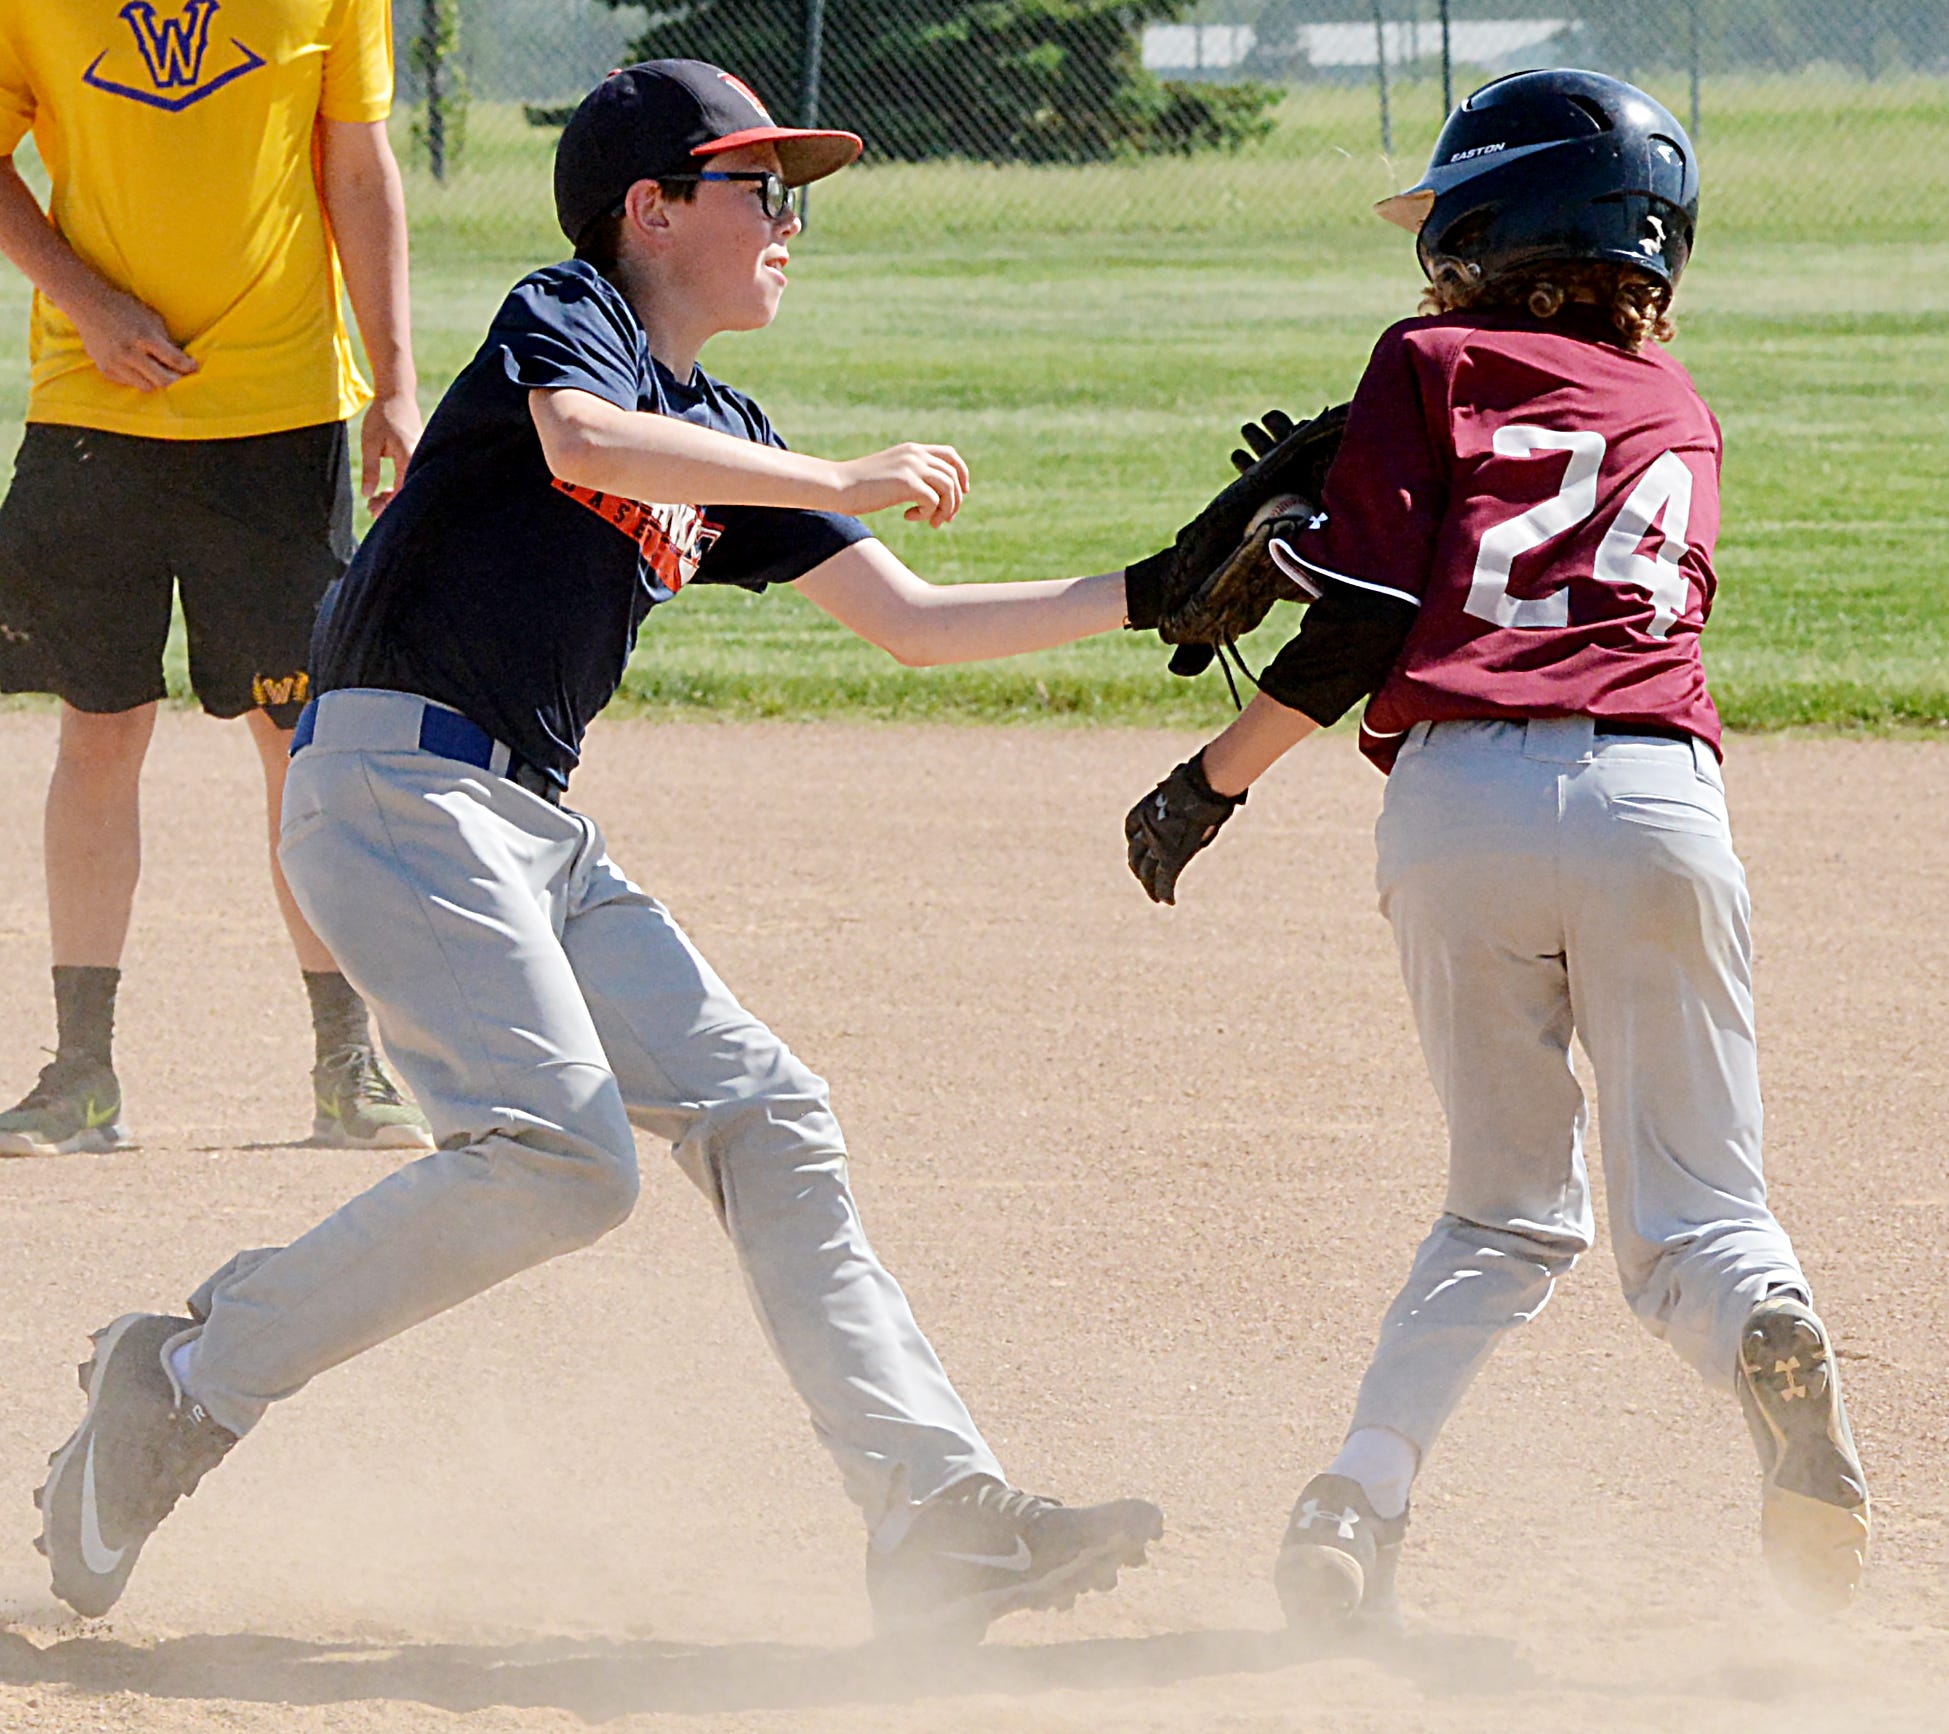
[302,970,371,1063]
[52,965,119,1070]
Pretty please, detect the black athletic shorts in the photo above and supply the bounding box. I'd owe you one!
[0,421,355,728]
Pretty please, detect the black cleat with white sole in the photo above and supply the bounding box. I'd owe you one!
[1275,1472,1408,1635]
[36,1312,237,1617]
[1736,1294,1870,1613]
[866,1476,1163,1641]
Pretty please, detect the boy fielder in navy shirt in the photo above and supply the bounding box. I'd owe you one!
[38,60,1167,1638]
[1125,71,1870,1626]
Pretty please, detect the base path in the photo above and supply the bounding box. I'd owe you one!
[0,713,1944,1732]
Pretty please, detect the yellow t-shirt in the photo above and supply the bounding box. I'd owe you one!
[0,0,392,439]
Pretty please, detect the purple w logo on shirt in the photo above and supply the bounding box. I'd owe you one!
[123,0,218,87]
[82,0,266,112]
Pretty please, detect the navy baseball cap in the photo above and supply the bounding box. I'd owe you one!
[555,60,863,245]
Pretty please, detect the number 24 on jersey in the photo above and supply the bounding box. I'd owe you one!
[1464,426,1697,640]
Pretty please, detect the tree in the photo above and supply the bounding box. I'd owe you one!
[597,0,1278,163]
[1243,2,1313,83]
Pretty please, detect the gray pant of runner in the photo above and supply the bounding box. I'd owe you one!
[177,689,1003,1529]
[1347,717,1806,1457]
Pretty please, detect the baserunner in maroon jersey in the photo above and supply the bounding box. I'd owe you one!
[1123,69,1870,1627]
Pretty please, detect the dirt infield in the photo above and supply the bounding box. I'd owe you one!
[0,712,1944,1733]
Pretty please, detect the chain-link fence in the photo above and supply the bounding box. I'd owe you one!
[392,0,1948,258]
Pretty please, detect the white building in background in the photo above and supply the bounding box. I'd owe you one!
[1144,19,1575,76]
[1148,23,1259,71]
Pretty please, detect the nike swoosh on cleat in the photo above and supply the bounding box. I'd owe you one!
[942,1537,1034,1572]
[83,1097,118,1130]
[80,1437,127,1576]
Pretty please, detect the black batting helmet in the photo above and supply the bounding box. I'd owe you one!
[1377,69,1700,289]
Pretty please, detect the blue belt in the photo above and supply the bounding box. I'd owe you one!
[289,698,563,805]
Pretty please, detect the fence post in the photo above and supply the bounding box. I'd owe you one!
[416,0,450,183]
[1439,0,1452,114]
[800,0,827,226]
[802,0,826,126]
[1688,0,1702,140]
[1372,0,1392,155]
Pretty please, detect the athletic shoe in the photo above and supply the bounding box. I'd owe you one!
[865,1476,1163,1641]
[1736,1293,1871,1613]
[36,1312,237,1616]
[1275,1472,1408,1633]
[311,1044,434,1150]
[0,1057,131,1156]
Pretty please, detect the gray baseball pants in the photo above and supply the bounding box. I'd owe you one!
[1348,717,1806,1455]
[177,689,1004,1529]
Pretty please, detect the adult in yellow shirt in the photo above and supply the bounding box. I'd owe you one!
[0,0,432,1154]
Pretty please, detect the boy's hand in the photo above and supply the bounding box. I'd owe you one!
[360,388,423,516]
[1125,753,1246,905]
[69,285,197,392]
[835,443,969,528]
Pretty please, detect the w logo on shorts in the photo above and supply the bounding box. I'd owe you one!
[253,671,310,709]
[82,0,267,112]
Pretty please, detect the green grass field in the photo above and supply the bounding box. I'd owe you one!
[3,74,1945,729]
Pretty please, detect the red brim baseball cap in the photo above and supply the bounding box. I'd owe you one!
[693,127,862,186]
[555,60,863,245]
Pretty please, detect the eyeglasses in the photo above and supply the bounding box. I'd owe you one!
[657,170,800,223]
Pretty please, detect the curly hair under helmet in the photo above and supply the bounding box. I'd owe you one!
[1420,257,1678,353]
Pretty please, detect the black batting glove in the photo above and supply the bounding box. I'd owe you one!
[1122,546,1171,632]
[1230,408,1299,475]
[1135,556,1216,676]
[1125,752,1246,905]
[1132,554,1215,675]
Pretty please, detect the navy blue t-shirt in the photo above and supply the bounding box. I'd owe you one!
[313,260,871,784]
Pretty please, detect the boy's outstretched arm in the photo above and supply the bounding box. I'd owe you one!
[793,537,1131,666]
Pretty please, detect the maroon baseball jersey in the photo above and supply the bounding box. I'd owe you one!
[1272,304,1723,772]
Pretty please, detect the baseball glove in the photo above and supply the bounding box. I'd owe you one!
[1126,403,1348,671]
